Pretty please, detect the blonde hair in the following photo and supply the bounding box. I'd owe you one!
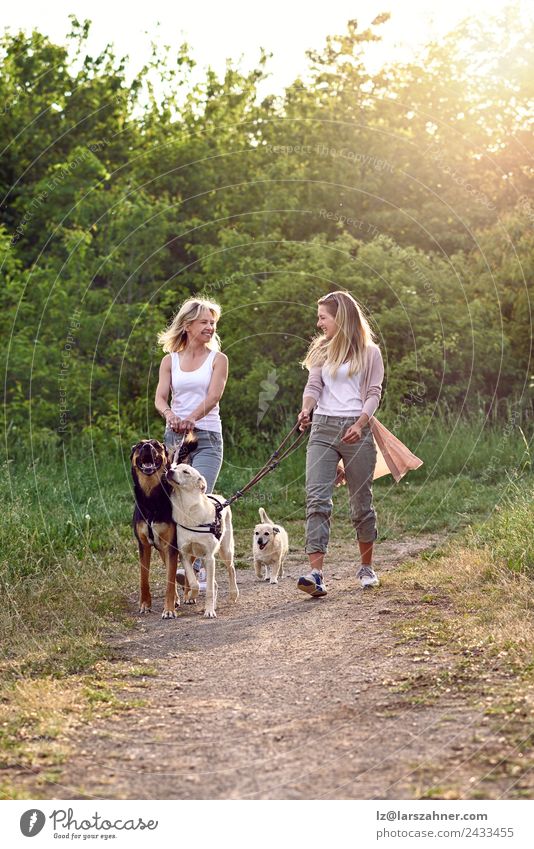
[302,291,376,376]
[157,298,222,353]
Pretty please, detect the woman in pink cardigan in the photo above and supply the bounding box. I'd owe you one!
[297,291,422,598]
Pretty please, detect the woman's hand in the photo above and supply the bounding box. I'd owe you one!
[297,409,312,431]
[165,411,182,432]
[341,422,364,444]
[335,461,346,487]
[179,417,196,432]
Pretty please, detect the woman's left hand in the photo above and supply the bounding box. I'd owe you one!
[341,423,363,444]
[179,417,196,432]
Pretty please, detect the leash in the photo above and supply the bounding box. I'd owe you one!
[218,421,307,510]
[173,421,308,539]
[169,433,187,463]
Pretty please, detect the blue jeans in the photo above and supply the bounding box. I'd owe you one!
[305,415,377,554]
[164,427,223,494]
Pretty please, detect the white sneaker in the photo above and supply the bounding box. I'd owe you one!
[176,569,205,593]
[357,565,380,588]
[297,569,327,598]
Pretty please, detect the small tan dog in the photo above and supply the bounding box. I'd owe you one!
[252,507,289,585]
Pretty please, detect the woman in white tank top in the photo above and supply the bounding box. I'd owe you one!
[155,298,228,495]
[296,291,383,597]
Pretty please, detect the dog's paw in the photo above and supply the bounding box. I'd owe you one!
[269,577,278,585]
[229,588,239,602]
[139,601,152,614]
[184,597,197,605]
[204,609,217,619]
[161,608,177,620]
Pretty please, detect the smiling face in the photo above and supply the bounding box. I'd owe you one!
[316,302,337,340]
[185,308,217,345]
[254,522,280,551]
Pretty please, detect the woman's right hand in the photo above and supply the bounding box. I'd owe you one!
[297,409,312,431]
[165,411,182,432]
[335,460,346,487]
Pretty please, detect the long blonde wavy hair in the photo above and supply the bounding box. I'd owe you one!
[302,291,376,376]
[157,298,222,353]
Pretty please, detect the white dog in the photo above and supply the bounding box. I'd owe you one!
[166,463,239,618]
[252,507,289,585]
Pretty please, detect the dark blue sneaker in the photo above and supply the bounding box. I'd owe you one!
[297,569,327,598]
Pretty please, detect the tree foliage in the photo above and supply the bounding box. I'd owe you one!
[1,10,532,451]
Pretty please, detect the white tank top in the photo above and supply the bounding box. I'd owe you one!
[170,350,222,433]
[315,361,363,417]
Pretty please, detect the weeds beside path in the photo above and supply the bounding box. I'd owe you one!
[5,531,533,801]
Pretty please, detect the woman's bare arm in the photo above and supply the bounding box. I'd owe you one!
[154,355,181,430]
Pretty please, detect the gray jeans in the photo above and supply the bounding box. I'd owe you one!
[164,426,223,494]
[305,414,377,554]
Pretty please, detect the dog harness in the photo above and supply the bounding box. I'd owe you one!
[175,495,224,541]
[173,422,307,539]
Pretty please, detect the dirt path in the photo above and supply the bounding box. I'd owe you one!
[19,534,524,800]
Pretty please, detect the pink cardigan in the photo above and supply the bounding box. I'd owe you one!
[303,344,423,482]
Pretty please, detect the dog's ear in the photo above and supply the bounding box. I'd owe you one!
[130,443,140,460]
[196,474,207,494]
[272,526,280,534]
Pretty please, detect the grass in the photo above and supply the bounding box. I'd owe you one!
[0,661,152,799]
[1,413,531,676]
[467,477,534,576]
[383,476,534,798]
[0,412,532,798]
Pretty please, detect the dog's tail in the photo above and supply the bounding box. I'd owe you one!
[168,431,198,465]
[259,507,272,525]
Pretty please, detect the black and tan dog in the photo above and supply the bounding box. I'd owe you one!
[131,436,196,619]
